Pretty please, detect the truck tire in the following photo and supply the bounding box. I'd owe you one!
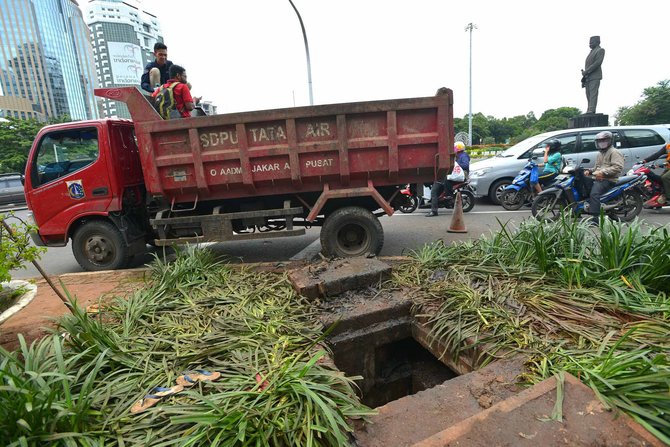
[72,221,130,271]
[320,206,384,258]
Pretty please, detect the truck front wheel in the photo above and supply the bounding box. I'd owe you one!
[72,221,130,271]
[320,206,384,258]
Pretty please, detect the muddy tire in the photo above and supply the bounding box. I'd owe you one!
[72,221,130,271]
[320,206,384,258]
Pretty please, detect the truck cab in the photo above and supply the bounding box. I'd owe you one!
[25,119,149,270]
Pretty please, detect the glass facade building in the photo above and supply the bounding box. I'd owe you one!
[0,0,99,120]
[85,0,164,119]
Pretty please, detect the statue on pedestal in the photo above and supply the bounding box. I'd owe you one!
[581,36,605,114]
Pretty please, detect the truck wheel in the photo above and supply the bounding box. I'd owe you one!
[72,221,130,271]
[320,206,384,258]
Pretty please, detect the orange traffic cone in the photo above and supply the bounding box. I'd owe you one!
[447,191,468,233]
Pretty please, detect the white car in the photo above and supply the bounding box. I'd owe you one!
[469,125,670,204]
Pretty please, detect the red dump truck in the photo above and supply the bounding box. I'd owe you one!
[24,87,453,271]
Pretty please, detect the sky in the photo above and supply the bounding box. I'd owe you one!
[119,0,668,122]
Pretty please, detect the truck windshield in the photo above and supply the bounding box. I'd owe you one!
[33,128,99,187]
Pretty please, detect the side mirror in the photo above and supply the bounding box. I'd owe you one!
[20,175,25,186]
[532,148,545,157]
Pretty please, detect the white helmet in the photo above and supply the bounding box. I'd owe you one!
[595,131,612,151]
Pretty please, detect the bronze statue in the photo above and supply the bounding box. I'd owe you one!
[581,36,605,114]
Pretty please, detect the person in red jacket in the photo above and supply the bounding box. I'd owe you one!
[152,65,200,118]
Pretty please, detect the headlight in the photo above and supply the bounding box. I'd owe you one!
[470,168,490,177]
[26,211,37,226]
[626,169,634,175]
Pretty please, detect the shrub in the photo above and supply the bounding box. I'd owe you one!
[0,213,44,283]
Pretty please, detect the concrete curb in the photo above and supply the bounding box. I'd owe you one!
[0,280,38,324]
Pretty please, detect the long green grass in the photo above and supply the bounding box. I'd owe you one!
[400,214,670,443]
[0,248,373,446]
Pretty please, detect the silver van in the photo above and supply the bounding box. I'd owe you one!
[469,125,670,204]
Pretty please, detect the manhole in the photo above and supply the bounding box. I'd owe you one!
[321,289,458,408]
[330,335,457,408]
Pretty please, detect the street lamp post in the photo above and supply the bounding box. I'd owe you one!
[288,0,313,105]
[465,22,477,145]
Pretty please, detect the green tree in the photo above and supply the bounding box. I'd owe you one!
[454,114,490,145]
[520,107,581,139]
[615,80,670,125]
[0,115,70,174]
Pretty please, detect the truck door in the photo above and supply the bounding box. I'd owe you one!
[26,126,112,240]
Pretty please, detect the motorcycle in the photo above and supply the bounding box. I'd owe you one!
[531,158,646,222]
[500,156,564,210]
[500,158,539,210]
[627,161,667,209]
[425,180,476,213]
[397,184,419,213]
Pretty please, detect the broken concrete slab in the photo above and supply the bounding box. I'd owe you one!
[413,372,663,447]
[354,356,527,447]
[289,257,391,299]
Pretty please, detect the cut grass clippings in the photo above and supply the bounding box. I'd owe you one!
[397,214,670,444]
[0,248,374,447]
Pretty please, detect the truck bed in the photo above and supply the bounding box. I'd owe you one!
[95,87,453,205]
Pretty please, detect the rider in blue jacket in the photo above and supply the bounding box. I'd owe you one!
[426,142,470,217]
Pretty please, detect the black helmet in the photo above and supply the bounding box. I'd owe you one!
[545,139,561,152]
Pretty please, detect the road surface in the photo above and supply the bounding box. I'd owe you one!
[4,202,670,280]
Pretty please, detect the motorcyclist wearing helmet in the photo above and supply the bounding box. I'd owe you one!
[533,139,562,194]
[640,142,670,207]
[583,131,624,222]
[426,142,470,217]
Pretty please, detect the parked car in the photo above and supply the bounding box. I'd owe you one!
[469,125,670,204]
[0,173,26,206]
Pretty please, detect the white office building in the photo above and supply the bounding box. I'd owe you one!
[84,0,163,119]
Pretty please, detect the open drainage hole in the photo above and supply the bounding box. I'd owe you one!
[331,337,458,408]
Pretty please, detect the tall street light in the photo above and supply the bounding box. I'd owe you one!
[288,0,314,105]
[465,22,477,145]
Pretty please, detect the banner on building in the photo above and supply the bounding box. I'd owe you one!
[108,42,144,85]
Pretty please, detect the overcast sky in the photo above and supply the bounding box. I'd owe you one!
[124,0,668,122]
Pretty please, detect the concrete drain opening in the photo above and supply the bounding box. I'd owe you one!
[334,336,457,408]
[321,288,458,409]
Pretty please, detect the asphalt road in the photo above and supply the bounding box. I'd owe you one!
[5,202,670,280]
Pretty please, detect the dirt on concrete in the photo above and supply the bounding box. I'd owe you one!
[0,269,147,351]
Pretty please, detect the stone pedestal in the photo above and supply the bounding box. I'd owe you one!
[568,113,609,129]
